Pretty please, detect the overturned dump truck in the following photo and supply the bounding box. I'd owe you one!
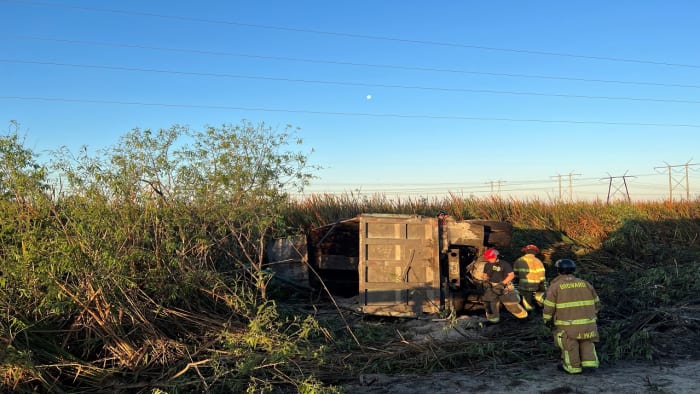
[266,213,512,317]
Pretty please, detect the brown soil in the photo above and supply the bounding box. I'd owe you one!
[342,359,700,394]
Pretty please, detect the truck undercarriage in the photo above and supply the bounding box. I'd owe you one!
[267,213,512,317]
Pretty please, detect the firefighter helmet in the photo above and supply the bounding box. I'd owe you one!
[555,259,576,274]
[484,248,499,260]
[521,244,540,254]
[437,210,447,217]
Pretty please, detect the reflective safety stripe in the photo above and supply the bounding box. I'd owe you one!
[554,317,597,326]
[513,267,545,273]
[534,292,545,304]
[556,331,582,374]
[514,256,546,284]
[555,299,597,308]
[504,301,528,318]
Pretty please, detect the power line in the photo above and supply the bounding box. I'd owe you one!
[601,173,636,203]
[551,173,581,201]
[487,180,506,196]
[300,170,695,200]
[654,161,700,200]
[3,95,700,128]
[6,58,700,105]
[306,173,663,188]
[3,0,700,69]
[5,35,700,90]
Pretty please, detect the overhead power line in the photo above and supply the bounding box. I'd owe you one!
[3,0,700,69]
[5,58,700,105]
[3,95,700,128]
[300,171,695,201]
[551,173,581,201]
[601,173,636,203]
[5,35,700,90]
[654,161,700,200]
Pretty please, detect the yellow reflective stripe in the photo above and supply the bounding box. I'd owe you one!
[543,314,552,320]
[554,317,597,326]
[543,299,556,307]
[520,278,543,284]
[514,266,544,273]
[556,299,597,308]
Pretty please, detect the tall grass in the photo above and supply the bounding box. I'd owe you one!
[2,125,699,392]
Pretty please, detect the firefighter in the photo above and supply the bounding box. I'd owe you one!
[481,248,528,323]
[513,244,547,311]
[543,259,601,374]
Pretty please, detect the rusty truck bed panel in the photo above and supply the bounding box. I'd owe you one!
[359,214,441,316]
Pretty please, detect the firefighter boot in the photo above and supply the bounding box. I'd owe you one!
[484,301,500,324]
[503,301,528,319]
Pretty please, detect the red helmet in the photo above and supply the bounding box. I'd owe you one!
[521,244,540,253]
[483,248,499,260]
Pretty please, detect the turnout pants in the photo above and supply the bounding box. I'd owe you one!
[519,282,546,311]
[483,285,528,323]
[554,328,599,374]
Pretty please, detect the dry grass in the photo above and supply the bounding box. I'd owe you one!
[3,193,700,392]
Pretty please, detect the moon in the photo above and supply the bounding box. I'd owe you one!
[366,94,372,100]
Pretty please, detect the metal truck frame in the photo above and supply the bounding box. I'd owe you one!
[266,213,512,317]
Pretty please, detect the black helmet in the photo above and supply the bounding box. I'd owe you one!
[437,210,447,216]
[555,259,576,274]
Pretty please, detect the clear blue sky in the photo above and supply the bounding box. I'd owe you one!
[2,0,700,202]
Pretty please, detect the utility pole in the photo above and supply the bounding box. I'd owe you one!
[654,161,699,201]
[601,172,635,204]
[551,172,580,201]
[488,180,504,197]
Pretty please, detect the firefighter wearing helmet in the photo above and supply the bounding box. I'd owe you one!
[513,244,547,311]
[481,248,528,323]
[543,259,601,374]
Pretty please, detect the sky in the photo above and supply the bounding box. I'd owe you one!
[2,0,700,202]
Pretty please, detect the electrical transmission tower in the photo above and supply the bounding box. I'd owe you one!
[487,180,505,197]
[654,161,699,201]
[601,172,635,203]
[551,173,580,201]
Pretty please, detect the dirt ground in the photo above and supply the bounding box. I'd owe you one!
[338,315,700,394]
[342,359,700,394]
